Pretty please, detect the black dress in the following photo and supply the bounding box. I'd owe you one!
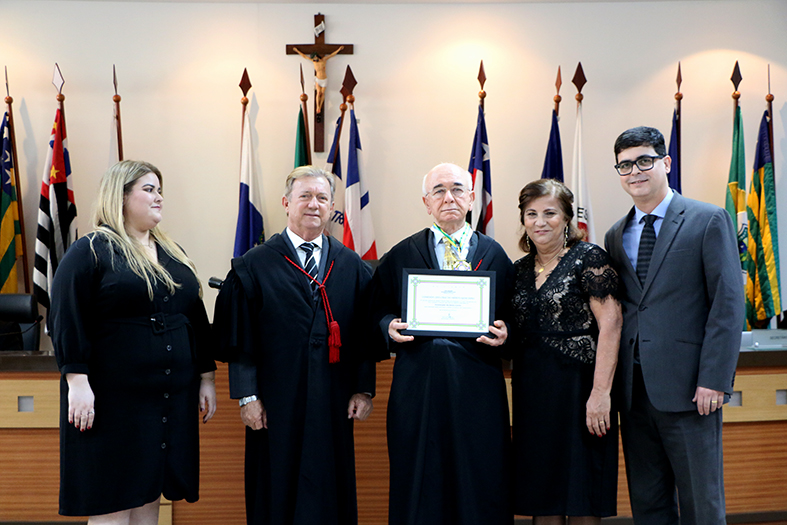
[510,242,619,517]
[49,233,215,517]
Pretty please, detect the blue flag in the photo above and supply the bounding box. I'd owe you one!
[327,116,343,180]
[541,110,563,181]
[667,108,681,193]
[467,104,494,237]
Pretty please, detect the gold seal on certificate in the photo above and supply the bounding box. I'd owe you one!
[401,269,495,338]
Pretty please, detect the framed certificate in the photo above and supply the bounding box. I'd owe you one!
[401,269,495,338]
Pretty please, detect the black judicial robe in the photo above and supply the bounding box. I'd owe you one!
[370,228,514,525]
[214,232,375,525]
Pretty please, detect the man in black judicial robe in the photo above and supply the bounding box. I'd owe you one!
[370,163,514,525]
[214,166,375,525]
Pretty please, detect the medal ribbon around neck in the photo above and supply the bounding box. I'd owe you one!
[433,223,472,271]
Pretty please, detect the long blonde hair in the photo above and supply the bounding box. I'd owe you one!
[90,160,201,299]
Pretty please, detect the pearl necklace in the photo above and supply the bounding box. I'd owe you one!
[535,249,562,274]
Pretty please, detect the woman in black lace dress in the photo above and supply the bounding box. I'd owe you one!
[510,179,622,524]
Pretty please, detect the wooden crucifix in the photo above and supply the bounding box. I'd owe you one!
[287,13,353,152]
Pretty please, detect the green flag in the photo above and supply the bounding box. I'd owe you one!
[746,111,781,328]
[1,112,23,293]
[725,105,748,270]
[294,106,309,168]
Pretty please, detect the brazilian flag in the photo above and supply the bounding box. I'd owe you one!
[0,112,22,293]
[725,105,748,270]
[746,111,780,328]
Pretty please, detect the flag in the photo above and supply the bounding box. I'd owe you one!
[34,108,77,309]
[667,108,681,193]
[541,109,563,181]
[745,111,780,328]
[725,104,747,271]
[570,101,595,243]
[327,116,343,179]
[467,104,494,237]
[0,113,22,293]
[326,116,346,239]
[294,106,310,168]
[343,109,377,260]
[233,106,264,257]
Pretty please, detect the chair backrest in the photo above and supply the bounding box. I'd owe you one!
[0,294,41,351]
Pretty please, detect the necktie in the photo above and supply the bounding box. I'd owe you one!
[636,215,658,284]
[300,242,318,292]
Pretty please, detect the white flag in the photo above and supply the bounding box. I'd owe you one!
[570,101,595,243]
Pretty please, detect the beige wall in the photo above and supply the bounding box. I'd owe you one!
[2,1,786,334]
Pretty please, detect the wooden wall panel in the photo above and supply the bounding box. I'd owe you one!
[0,371,79,522]
[355,358,394,525]
[2,364,785,524]
[0,378,60,428]
[172,362,246,524]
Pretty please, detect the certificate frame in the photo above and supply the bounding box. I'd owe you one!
[400,268,496,338]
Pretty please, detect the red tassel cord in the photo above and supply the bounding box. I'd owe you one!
[284,256,341,363]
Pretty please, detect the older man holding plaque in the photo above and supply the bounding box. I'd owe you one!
[370,162,514,525]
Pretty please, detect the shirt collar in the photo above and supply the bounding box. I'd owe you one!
[286,228,323,251]
[430,222,472,248]
[634,189,674,223]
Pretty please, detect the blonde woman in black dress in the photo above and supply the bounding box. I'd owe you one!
[50,160,216,524]
[510,179,622,524]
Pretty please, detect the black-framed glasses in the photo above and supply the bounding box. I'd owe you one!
[614,155,664,176]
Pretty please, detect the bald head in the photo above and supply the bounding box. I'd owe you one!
[422,163,473,196]
[422,163,475,234]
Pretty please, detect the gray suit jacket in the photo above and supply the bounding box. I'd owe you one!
[605,192,744,413]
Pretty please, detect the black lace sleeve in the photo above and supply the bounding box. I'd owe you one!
[579,244,619,302]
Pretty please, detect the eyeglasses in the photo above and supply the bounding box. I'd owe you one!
[614,155,664,176]
[428,186,468,199]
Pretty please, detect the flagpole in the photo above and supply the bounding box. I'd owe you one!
[239,68,252,168]
[113,65,124,161]
[553,66,562,116]
[468,59,487,229]
[4,69,30,292]
[477,61,486,110]
[674,62,682,177]
[766,64,775,173]
[731,61,742,119]
[299,64,313,165]
[53,64,67,138]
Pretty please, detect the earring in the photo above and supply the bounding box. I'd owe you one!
[563,225,569,249]
[525,234,533,253]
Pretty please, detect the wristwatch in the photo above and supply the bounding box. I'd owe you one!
[239,395,258,407]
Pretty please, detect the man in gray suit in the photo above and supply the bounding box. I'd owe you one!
[604,126,743,525]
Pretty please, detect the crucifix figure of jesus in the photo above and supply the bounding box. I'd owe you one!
[293,45,344,114]
[287,13,353,152]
